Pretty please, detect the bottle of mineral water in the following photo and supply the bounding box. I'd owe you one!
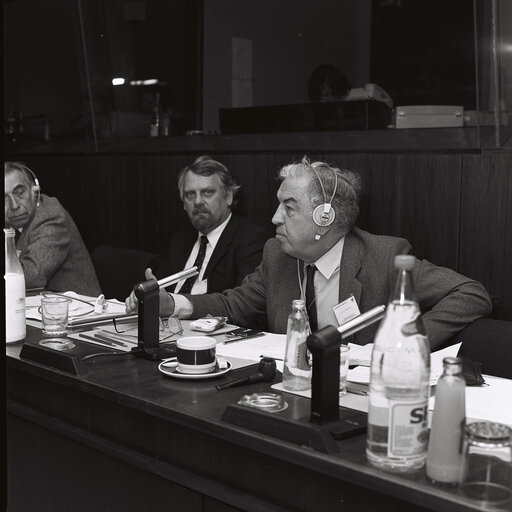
[282,299,312,391]
[366,255,431,471]
[5,227,26,343]
[426,357,466,485]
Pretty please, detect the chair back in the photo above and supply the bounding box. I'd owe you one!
[457,318,512,379]
[91,246,161,301]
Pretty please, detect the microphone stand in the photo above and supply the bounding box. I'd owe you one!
[221,305,386,453]
[307,305,385,426]
[133,267,198,360]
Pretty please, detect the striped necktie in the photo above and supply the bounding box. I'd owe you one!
[305,264,318,332]
[180,235,208,294]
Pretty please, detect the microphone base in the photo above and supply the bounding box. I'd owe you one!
[132,344,177,361]
[221,402,367,454]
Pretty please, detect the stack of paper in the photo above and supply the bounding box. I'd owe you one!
[26,292,132,326]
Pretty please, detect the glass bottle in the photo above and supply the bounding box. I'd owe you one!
[149,92,160,137]
[366,255,431,472]
[5,228,26,343]
[282,299,312,391]
[426,357,466,485]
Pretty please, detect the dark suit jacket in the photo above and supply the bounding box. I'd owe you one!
[188,227,492,350]
[154,214,270,293]
[17,194,101,296]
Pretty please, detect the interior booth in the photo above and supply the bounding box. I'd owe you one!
[4,1,512,511]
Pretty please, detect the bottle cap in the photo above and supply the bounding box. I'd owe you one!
[292,299,305,309]
[394,254,416,270]
[443,356,462,365]
[4,227,15,237]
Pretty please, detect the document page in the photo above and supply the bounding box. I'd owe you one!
[26,292,130,325]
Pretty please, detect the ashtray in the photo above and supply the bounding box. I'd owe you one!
[39,338,76,351]
[238,392,288,413]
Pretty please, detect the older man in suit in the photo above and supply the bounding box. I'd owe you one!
[4,161,100,296]
[153,155,269,294]
[127,157,492,350]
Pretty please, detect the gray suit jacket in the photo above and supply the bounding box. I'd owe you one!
[188,227,492,350]
[17,194,101,297]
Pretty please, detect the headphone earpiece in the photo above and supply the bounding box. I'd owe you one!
[313,203,335,239]
[310,165,338,240]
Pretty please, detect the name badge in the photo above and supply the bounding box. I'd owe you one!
[191,279,207,295]
[333,295,360,326]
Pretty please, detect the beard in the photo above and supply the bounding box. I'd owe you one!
[189,208,213,232]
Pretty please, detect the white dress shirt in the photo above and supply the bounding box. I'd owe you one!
[303,237,345,329]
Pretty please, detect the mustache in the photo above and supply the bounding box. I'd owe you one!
[192,207,210,215]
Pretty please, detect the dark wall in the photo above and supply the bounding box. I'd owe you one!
[15,150,512,320]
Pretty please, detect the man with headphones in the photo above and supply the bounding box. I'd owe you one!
[126,156,492,350]
[4,161,101,296]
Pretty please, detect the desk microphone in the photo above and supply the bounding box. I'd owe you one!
[216,358,277,390]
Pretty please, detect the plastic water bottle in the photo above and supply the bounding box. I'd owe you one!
[426,357,466,485]
[5,228,26,343]
[366,255,431,471]
[282,299,312,391]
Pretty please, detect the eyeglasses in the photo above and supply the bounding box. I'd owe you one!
[159,317,184,341]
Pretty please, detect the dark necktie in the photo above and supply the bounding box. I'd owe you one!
[14,229,21,245]
[305,264,318,332]
[180,235,208,294]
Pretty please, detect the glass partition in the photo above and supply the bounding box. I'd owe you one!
[3,0,511,151]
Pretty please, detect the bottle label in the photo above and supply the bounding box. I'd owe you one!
[5,274,26,342]
[388,399,429,457]
[295,335,310,370]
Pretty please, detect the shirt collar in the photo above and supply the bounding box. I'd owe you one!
[313,236,345,280]
[200,212,231,250]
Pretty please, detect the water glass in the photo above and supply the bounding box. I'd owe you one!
[41,296,70,336]
[339,345,351,395]
[460,421,512,508]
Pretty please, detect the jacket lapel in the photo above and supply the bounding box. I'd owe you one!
[338,232,362,305]
[204,215,237,275]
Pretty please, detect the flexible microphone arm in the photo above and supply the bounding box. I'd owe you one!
[157,266,198,289]
[337,305,386,339]
[216,358,277,390]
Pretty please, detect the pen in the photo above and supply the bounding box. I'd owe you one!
[79,332,127,348]
[346,387,368,396]
[260,354,284,361]
[93,332,130,347]
[26,287,45,294]
[223,332,265,344]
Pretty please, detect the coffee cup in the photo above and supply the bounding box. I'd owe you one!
[176,336,216,374]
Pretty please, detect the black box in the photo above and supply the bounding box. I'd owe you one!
[219,100,391,134]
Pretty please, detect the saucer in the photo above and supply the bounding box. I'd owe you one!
[158,359,232,380]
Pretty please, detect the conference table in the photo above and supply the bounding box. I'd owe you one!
[5,324,506,512]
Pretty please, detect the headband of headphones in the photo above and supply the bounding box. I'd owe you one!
[21,165,41,207]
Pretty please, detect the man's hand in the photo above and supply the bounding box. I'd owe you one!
[125,268,176,317]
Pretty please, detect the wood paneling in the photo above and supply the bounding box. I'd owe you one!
[460,152,512,320]
[7,414,202,512]
[14,149,509,320]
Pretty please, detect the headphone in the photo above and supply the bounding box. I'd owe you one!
[311,165,338,240]
[24,166,41,207]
